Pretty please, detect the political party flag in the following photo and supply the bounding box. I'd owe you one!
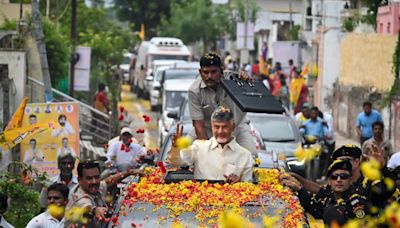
[300,62,310,77]
[5,97,29,130]
[290,77,305,106]
[139,24,145,41]
[0,121,58,150]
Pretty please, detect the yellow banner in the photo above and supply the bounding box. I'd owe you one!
[5,97,29,130]
[0,121,58,150]
[21,102,80,177]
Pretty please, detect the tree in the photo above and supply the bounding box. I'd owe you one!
[158,0,233,51]
[113,0,173,37]
[362,0,388,28]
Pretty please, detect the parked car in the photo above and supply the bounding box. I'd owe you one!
[247,112,306,177]
[157,79,196,146]
[150,66,171,111]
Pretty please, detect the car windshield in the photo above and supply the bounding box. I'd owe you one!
[122,56,131,65]
[165,91,188,109]
[181,101,191,121]
[250,116,297,142]
[165,69,198,80]
[155,70,164,81]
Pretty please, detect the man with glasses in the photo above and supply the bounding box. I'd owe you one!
[65,160,143,227]
[27,183,69,227]
[39,153,78,209]
[282,160,368,225]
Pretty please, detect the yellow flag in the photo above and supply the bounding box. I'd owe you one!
[300,62,310,77]
[5,97,29,131]
[139,24,145,41]
[290,77,305,106]
[0,121,59,150]
[259,55,268,76]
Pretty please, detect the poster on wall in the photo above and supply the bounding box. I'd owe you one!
[20,102,79,177]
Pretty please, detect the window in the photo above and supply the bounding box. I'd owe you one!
[387,22,391,33]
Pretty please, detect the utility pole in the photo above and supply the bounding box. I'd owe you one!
[69,0,77,97]
[31,0,53,102]
[240,0,250,67]
[0,65,9,126]
[289,0,293,29]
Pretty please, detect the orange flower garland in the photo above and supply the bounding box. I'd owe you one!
[117,168,306,227]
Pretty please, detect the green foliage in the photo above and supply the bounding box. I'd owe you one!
[0,19,17,30]
[158,0,233,48]
[288,25,301,41]
[342,18,355,32]
[9,0,31,3]
[42,18,71,89]
[113,0,173,37]
[0,162,48,228]
[361,0,388,28]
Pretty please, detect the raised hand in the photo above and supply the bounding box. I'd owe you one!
[171,123,184,148]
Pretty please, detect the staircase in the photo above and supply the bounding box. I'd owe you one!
[28,77,109,160]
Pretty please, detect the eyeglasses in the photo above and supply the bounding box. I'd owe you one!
[329,173,351,180]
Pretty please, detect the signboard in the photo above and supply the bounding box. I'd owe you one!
[74,46,91,91]
[236,22,255,50]
[21,102,79,177]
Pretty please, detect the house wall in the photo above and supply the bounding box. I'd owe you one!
[377,3,400,35]
[339,33,396,91]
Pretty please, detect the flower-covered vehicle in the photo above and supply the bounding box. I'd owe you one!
[107,164,307,227]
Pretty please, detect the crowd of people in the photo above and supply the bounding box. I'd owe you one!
[1,52,399,227]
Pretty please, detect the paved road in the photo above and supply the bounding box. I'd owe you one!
[118,85,159,149]
[335,132,360,149]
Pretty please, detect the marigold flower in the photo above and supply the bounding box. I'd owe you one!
[361,158,381,181]
[48,204,64,219]
[176,136,192,149]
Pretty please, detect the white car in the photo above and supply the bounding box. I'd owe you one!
[157,79,196,146]
[120,53,134,82]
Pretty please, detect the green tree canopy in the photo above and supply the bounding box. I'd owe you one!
[157,0,233,50]
[113,0,173,37]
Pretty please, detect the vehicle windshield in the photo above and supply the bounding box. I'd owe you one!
[155,70,164,81]
[122,56,131,65]
[165,69,198,80]
[165,91,188,109]
[151,55,189,62]
[250,116,298,142]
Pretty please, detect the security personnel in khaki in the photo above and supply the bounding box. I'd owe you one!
[281,159,368,226]
[188,52,256,153]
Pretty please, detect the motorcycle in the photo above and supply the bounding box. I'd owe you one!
[302,135,329,181]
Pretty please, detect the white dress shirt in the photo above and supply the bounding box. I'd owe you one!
[106,141,146,168]
[26,211,64,228]
[39,175,78,208]
[51,122,75,137]
[0,215,13,228]
[168,137,254,181]
[23,148,45,163]
[56,147,76,158]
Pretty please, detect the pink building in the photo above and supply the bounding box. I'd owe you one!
[377,2,400,35]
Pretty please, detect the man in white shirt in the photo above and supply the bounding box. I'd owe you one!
[106,127,146,171]
[168,106,254,183]
[0,193,13,228]
[52,114,75,137]
[39,153,78,208]
[56,138,76,158]
[23,139,45,164]
[27,183,68,228]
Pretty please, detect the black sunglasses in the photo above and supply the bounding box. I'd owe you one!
[329,173,351,180]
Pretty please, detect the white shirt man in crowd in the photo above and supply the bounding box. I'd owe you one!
[106,127,146,171]
[168,106,254,183]
[26,183,68,228]
[39,153,78,208]
[0,193,13,228]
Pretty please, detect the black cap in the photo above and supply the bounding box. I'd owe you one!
[331,145,362,160]
[327,159,352,177]
[200,52,222,68]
